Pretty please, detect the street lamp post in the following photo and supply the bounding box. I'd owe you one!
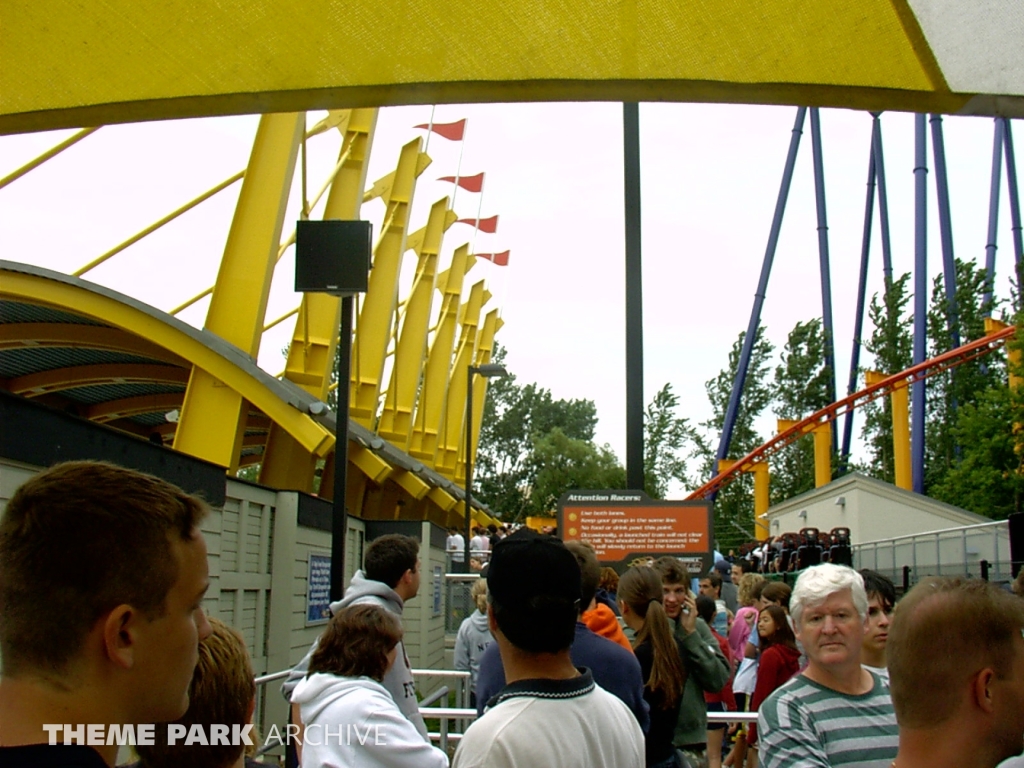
[465,362,508,567]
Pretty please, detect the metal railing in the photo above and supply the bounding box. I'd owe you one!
[853,519,1014,587]
[255,668,759,758]
[445,572,482,634]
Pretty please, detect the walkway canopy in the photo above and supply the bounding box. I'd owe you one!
[2,0,1022,134]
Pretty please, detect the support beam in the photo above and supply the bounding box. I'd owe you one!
[809,108,838,462]
[174,113,303,470]
[379,198,455,447]
[752,462,770,541]
[260,108,377,492]
[841,120,877,468]
[912,114,928,494]
[1004,119,1023,271]
[455,308,503,484]
[350,138,430,427]
[623,101,644,490]
[866,370,912,490]
[813,422,831,488]
[983,119,1005,313]
[8,363,188,396]
[873,114,894,288]
[436,280,487,477]
[930,114,961,350]
[715,107,806,486]
[408,247,473,464]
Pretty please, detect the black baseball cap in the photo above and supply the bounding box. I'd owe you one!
[487,528,582,612]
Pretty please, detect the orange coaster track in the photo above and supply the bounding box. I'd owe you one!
[686,324,1017,501]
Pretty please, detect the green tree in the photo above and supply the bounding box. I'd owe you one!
[924,259,1005,491]
[526,428,626,515]
[695,325,775,551]
[475,344,599,520]
[643,383,698,499]
[861,273,913,483]
[771,318,832,503]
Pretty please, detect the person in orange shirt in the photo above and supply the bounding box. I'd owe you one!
[565,541,634,652]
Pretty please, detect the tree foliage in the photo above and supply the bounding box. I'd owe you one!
[771,318,832,503]
[643,383,698,499]
[860,273,913,483]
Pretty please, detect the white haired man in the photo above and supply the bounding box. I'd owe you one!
[757,563,898,768]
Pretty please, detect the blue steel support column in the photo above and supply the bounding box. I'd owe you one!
[983,119,1005,313]
[1004,119,1023,273]
[873,114,894,289]
[714,107,806,481]
[623,102,644,491]
[810,108,838,461]
[840,119,877,469]
[930,115,961,350]
[912,114,928,495]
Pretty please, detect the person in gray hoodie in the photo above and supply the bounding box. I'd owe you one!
[282,534,428,748]
[291,603,448,768]
[454,578,492,706]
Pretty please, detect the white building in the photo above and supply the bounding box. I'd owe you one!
[765,472,1012,582]
[766,472,988,542]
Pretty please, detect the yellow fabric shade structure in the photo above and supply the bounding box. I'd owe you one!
[3,0,1022,134]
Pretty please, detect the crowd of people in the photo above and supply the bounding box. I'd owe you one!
[2,460,1024,768]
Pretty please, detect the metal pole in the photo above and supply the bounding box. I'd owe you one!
[1003,119,1023,274]
[930,115,961,350]
[841,117,877,469]
[465,366,474,567]
[873,114,894,289]
[912,114,928,495]
[810,108,838,461]
[983,119,1005,312]
[330,295,355,602]
[623,102,645,490]
[714,107,807,478]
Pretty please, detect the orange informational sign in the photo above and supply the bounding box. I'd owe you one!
[558,490,713,575]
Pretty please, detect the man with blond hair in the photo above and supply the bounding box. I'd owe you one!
[887,577,1024,768]
[0,461,213,768]
[758,563,898,768]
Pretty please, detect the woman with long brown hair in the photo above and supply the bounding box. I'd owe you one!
[618,566,687,768]
[747,604,800,752]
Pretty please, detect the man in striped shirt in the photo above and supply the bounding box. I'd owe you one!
[758,564,898,768]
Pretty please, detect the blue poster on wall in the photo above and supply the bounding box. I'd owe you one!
[306,552,332,625]
[432,564,443,617]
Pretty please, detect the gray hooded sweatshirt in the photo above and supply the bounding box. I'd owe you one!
[281,570,428,741]
[453,609,492,694]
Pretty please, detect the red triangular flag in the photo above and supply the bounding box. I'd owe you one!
[439,172,484,193]
[474,250,510,266]
[456,215,498,233]
[414,119,466,141]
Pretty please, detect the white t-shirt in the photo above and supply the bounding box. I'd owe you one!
[453,670,644,768]
[447,533,466,562]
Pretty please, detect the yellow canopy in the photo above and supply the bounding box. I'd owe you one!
[3,0,1022,134]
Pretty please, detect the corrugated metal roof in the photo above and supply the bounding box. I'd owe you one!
[61,382,186,405]
[0,300,109,326]
[0,347,162,378]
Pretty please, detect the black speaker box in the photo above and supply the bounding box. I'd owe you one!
[295,220,372,295]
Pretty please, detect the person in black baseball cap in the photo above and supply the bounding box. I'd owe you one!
[452,529,646,768]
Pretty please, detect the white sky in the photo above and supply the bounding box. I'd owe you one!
[1,105,1020,492]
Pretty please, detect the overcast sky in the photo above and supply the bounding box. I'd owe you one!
[1,105,1019,491]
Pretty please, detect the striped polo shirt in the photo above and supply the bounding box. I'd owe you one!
[757,671,898,768]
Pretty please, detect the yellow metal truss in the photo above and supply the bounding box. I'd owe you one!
[174,113,304,470]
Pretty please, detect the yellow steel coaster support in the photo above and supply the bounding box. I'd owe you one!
[175,113,303,470]
[436,280,488,478]
[350,138,431,427]
[866,370,912,491]
[813,421,832,488]
[260,108,378,491]
[716,458,768,540]
[752,462,770,540]
[455,308,502,484]
[408,246,474,464]
[378,197,456,448]
[985,318,1020,389]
